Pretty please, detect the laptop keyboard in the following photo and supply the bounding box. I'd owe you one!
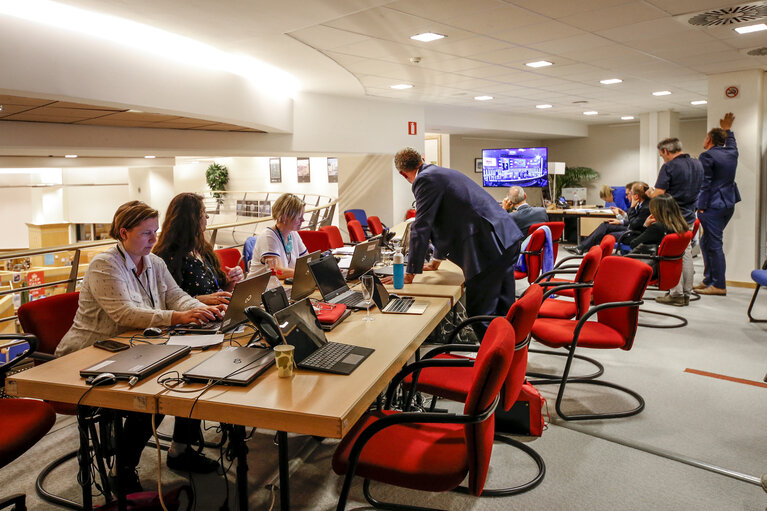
[386,297,414,313]
[335,291,365,307]
[301,342,355,370]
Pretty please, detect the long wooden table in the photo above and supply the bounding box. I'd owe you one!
[546,207,616,242]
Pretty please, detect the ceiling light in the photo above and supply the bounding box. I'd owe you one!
[390,84,413,90]
[621,116,635,120]
[652,90,672,96]
[583,111,598,116]
[600,78,622,85]
[474,95,493,101]
[526,60,552,68]
[410,32,446,42]
[64,154,78,158]
[734,23,767,34]
[536,104,552,109]
[691,100,708,105]
[144,155,156,159]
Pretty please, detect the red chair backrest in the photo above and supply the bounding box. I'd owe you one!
[592,256,652,350]
[17,292,80,356]
[529,221,565,259]
[501,284,543,411]
[521,228,547,283]
[297,230,331,253]
[571,246,602,318]
[319,225,344,248]
[405,209,416,220]
[367,216,384,236]
[655,231,693,290]
[215,248,244,271]
[347,220,366,243]
[463,317,515,495]
[600,235,616,258]
[344,211,356,224]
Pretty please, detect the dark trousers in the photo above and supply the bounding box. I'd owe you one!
[699,207,734,289]
[577,222,626,250]
[120,413,202,469]
[464,242,520,336]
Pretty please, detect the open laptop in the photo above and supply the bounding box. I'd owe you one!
[307,255,368,309]
[340,238,380,281]
[370,274,428,315]
[174,271,272,334]
[183,345,275,385]
[287,251,321,302]
[274,298,373,375]
[81,344,191,381]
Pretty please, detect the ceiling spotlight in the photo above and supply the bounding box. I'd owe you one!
[144,155,156,159]
[410,32,445,42]
[600,78,622,85]
[474,95,493,101]
[691,100,708,105]
[652,90,672,96]
[734,23,767,34]
[526,60,553,68]
[64,154,78,158]
[621,116,635,120]
[390,84,413,90]
[583,111,598,116]
[536,104,553,109]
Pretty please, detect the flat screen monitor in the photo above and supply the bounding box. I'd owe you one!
[482,147,548,188]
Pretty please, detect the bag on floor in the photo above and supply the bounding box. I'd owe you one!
[495,382,547,437]
[425,299,479,345]
[95,484,192,511]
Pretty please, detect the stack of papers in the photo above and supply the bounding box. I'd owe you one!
[166,334,224,348]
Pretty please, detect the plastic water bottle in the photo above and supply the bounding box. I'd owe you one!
[393,248,405,289]
[573,191,579,206]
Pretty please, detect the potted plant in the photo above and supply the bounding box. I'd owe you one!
[556,166,599,199]
[205,162,229,212]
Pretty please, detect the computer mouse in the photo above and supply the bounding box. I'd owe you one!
[143,326,163,337]
[88,372,117,386]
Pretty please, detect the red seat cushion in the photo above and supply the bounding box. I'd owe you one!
[538,298,577,320]
[532,318,627,349]
[514,270,527,280]
[404,354,472,403]
[332,409,469,492]
[0,399,56,468]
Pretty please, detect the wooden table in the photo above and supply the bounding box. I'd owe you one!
[546,208,616,242]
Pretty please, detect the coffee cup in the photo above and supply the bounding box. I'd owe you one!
[274,344,295,378]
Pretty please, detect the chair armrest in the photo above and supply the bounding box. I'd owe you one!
[0,333,39,376]
[384,358,474,409]
[31,352,56,363]
[521,247,544,256]
[534,268,578,283]
[569,300,644,348]
[540,282,593,300]
[553,255,583,269]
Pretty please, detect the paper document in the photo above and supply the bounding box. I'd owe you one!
[337,256,352,269]
[167,334,224,348]
[332,247,355,256]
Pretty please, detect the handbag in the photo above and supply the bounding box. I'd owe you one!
[495,382,547,437]
[95,484,192,511]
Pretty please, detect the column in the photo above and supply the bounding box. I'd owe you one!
[639,110,680,186]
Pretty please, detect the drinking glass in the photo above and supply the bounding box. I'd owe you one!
[361,274,375,322]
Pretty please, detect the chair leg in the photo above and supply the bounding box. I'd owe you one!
[688,290,701,302]
[36,449,83,510]
[637,308,687,328]
[747,286,767,322]
[0,494,26,511]
[526,347,604,381]
[362,479,443,511]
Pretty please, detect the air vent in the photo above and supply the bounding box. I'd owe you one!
[747,46,767,55]
[687,4,767,27]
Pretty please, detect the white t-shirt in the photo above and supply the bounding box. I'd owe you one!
[247,227,307,278]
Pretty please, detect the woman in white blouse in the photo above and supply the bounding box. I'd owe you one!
[247,193,308,280]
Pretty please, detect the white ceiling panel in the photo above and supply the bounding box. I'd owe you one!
[289,25,369,50]
[563,2,669,33]
[508,0,632,20]
[644,0,752,17]
[323,7,473,43]
[426,36,513,58]
[530,33,616,54]
[386,0,504,23]
[595,17,693,42]
[443,4,551,33]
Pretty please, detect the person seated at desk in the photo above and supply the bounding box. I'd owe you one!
[247,193,308,280]
[153,193,245,473]
[600,184,617,208]
[566,182,650,255]
[502,185,548,234]
[56,200,225,492]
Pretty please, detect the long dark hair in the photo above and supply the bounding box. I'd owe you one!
[153,193,226,285]
[649,194,688,235]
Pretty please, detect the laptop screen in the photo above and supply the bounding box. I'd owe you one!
[274,299,327,363]
[371,273,391,309]
[290,251,320,302]
[308,256,349,299]
[221,270,271,331]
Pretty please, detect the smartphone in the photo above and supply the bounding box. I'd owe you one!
[93,340,130,352]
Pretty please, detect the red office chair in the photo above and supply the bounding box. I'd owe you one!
[542,235,615,299]
[347,220,366,243]
[626,230,693,328]
[688,218,702,303]
[0,335,57,511]
[333,318,515,510]
[319,225,345,249]
[528,221,565,259]
[514,228,546,284]
[297,230,331,253]
[405,209,416,220]
[394,285,546,496]
[367,216,384,236]
[18,292,80,364]
[530,256,652,421]
[214,247,245,272]
[343,211,356,224]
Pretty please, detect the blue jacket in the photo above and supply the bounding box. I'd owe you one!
[698,130,741,210]
[408,164,524,280]
[510,204,549,235]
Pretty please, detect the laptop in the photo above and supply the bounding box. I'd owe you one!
[308,255,369,310]
[80,344,191,381]
[340,238,380,281]
[375,221,412,277]
[287,251,321,302]
[370,274,428,315]
[174,271,272,334]
[273,299,373,375]
[183,345,275,385]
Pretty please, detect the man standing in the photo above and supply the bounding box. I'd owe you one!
[392,147,524,320]
[696,112,740,296]
[502,185,549,235]
[652,138,703,306]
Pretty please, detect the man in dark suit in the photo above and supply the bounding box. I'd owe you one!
[696,112,740,296]
[503,186,549,235]
[392,147,524,321]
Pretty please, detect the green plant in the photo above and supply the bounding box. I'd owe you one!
[205,162,229,201]
[556,166,599,198]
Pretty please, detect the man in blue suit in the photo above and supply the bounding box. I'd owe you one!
[503,186,549,235]
[393,147,524,321]
[696,112,740,296]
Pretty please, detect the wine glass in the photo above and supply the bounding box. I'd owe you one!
[361,274,375,322]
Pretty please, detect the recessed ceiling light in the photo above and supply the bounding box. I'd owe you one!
[526,60,552,68]
[583,111,598,116]
[691,100,708,105]
[652,90,672,96]
[536,104,552,109]
[410,32,446,42]
[474,95,493,101]
[64,154,78,158]
[734,23,767,34]
[390,84,413,90]
[144,155,156,159]
[621,116,635,120]
[600,78,622,85]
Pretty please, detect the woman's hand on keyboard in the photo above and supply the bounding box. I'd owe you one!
[172,306,221,325]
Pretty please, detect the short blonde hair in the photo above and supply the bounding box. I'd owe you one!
[109,201,158,240]
[272,193,305,223]
[599,185,613,201]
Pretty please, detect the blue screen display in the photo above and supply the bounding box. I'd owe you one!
[482,147,548,188]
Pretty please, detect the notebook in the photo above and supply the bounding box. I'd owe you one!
[341,238,380,281]
[274,298,373,375]
[370,274,428,315]
[182,345,275,385]
[307,255,368,310]
[80,344,191,381]
[287,251,321,302]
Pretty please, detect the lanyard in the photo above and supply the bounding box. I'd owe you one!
[203,259,221,291]
[116,245,155,308]
[273,227,293,263]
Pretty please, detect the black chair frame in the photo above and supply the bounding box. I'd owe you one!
[625,252,687,329]
[747,259,767,322]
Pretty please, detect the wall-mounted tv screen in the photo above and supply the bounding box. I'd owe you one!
[482,147,548,188]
